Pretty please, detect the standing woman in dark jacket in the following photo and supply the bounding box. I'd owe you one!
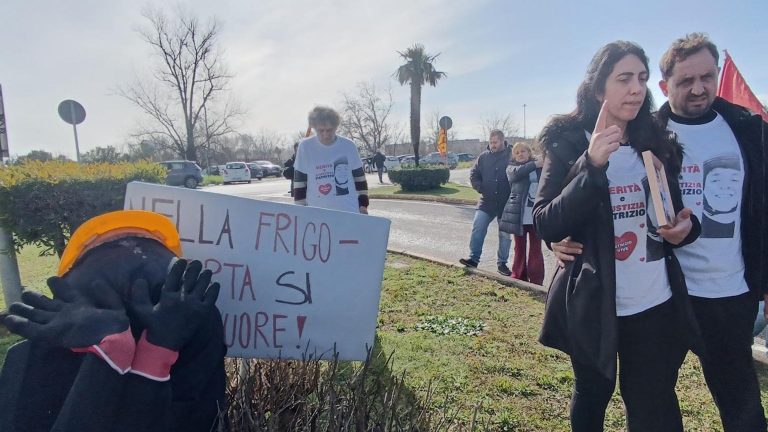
[499,142,544,284]
[533,41,702,431]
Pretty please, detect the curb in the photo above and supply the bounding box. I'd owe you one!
[386,248,768,366]
[387,248,547,297]
[370,194,475,206]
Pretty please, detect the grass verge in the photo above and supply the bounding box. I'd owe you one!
[370,182,478,204]
[3,247,768,430]
[202,175,223,186]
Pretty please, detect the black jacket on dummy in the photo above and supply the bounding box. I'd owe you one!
[533,123,704,379]
[0,310,226,432]
[658,97,768,298]
[499,160,541,236]
[470,145,512,218]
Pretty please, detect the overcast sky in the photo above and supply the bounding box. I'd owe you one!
[2,0,767,159]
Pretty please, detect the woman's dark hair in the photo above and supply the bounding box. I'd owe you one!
[539,41,680,170]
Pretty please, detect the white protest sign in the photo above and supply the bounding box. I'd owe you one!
[124,182,390,361]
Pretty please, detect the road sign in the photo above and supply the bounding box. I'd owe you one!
[58,99,85,162]
[438,116,452,130]
[58,100,86,125]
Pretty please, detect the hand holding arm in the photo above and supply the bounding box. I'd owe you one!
[551,236,584,268]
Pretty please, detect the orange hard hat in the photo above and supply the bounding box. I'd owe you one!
[58,210,183,276]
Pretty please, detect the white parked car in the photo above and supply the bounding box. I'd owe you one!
[421,152,459,169]
[384,156,401,171]
[222,162,251,184]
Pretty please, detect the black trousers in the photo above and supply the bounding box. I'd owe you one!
[377,166,384,182]
[570,299,688,432]
[690,292,767,432]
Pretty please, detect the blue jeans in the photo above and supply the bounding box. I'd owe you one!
[468,209,511,265]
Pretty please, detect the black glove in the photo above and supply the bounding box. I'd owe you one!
[126,259,220,352]
[2,277,135,374]
[3,277,129,348]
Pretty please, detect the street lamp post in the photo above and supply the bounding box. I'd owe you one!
[523,104,527,139]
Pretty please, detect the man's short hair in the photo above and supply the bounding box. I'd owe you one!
[308,106,341,128]
[489,129,504,141]
[659,33,719,80]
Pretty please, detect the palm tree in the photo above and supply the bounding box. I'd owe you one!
[394,44,446,166]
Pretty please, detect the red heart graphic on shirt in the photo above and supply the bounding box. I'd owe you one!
[614,232,637,261]
[639,223,645,228]
[640,257,646,262]
[696,201,702,205]
[319,183,332,195]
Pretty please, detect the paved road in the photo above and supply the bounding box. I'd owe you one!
[203,172,557,284]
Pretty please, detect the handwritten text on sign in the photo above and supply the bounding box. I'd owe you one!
[124,182,390,360]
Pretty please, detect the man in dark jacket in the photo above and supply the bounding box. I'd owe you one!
[553,34,767,432]
[371,150,386,184]
[460,129,513,276]
[0,210,227,432]
[284,141,299,195]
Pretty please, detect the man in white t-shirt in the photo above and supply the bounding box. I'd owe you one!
[552,34,767,431]
[293,106,369,214]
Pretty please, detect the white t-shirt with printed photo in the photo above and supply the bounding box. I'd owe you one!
[606,145,672,316]
[667,113,748,298]
[295,135,364,213]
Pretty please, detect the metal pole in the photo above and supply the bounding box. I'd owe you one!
[203,105,211,170]
[0,85,23,307]
[70,103,81,162]
[523,104,527,139]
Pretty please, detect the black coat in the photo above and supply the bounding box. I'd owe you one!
[470,146,512,218]
[499,160,541,236]
[0,309,227,432]
[658,97,768,297]
[533,125,703,379]
[371,152,386,169]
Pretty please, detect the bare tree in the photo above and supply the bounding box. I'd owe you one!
[479,112,520,141]
[339,82,402,156]
[118,7,240,162]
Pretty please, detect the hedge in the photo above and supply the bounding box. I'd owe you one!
[387,166,450,191]
[0,160,165,256]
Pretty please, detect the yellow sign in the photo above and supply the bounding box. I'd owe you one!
[437,128,447,155]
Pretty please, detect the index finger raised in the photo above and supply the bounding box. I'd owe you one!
[593,100,609,134]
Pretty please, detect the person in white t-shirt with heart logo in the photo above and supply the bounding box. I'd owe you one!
[534,41,702,431]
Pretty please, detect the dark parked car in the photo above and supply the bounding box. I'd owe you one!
[246,163,265,180]
[251,160,282,177]
[158,160,203,189]
[456,152,475,162]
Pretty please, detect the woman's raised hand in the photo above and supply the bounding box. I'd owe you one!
[587,101,621,167]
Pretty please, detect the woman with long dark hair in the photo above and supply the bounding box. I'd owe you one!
[533,41,703,431]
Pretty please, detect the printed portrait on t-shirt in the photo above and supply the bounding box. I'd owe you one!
[526,171,537,208]
[701,155,740,238]
[522,170,538,225]
[334,156,350,196]
[642,176,664,262]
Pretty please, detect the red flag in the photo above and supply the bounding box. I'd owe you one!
[717,51,768,122]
